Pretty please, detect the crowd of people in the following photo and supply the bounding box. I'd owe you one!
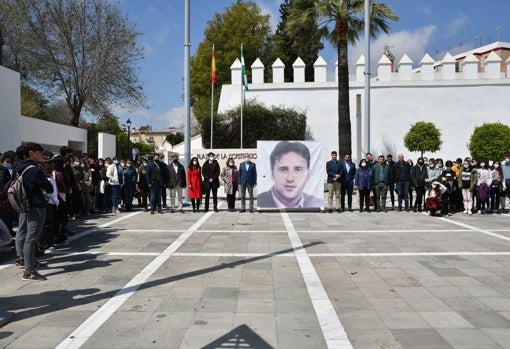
[1,141,509,281]
[327,151,510,216]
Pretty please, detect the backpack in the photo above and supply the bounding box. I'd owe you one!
[7,165,36,213]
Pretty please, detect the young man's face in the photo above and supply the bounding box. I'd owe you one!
[29,149,44,163]
[272,151,309,201]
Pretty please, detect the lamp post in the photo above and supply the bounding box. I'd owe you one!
[126,118,132,159]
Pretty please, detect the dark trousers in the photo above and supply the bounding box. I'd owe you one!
[358,189,371,211]
[226,189,237,210]
[388,182,395,207]
[204,186,218,211]
[341,184,353,210]
[16,207,46,272]
[124,183,134,210]
[414,185,425,209]
[150,184,162,212]
[397,181,410,209]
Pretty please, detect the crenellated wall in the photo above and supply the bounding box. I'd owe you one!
[218,43,510,162]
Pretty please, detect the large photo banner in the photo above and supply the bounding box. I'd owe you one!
[257,141,324,209]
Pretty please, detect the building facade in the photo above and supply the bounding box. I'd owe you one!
[218,42,510,162]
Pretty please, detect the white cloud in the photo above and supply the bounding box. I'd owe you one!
[349,25,437,71]
[256,0,281,31]
[447,13,468,37]
[114,103,186,131]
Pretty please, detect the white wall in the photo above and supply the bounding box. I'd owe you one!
[0,66,22,152]
[219,57,510,162]
[20,116,88,153]
[98,132,117,159]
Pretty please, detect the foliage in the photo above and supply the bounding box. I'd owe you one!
[202,101,306,148]
[404,121,442,157]
[468,122,510,161]
[6,0,144,126]
[44,100,73,125]
[166,132,185,146]
[20,85,47,118]
[133,142,153,157]
[273,0,323,82]
[0,0,29,71]
[287,0,398,156]
[190,0,275,128]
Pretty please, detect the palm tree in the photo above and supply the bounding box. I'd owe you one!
[287,0,398,156]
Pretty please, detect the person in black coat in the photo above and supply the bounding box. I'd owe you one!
[201,152,221,212]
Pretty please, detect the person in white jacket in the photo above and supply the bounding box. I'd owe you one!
[106,157,123,214]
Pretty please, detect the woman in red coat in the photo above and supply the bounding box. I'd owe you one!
[187,157,203,212]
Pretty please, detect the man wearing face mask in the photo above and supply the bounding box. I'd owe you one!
[411,157,428,212]
[238,153,257,213]
[168,154,186,213]
[137,159,150,211]
[146,155,164,214]
[201,152,221,212]
[106,157,124,214]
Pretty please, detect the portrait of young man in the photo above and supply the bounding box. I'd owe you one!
[257,141,324,209]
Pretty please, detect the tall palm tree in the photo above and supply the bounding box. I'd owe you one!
[287,0,398,156]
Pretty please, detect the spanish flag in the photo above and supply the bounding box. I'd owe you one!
[211,44,217,84]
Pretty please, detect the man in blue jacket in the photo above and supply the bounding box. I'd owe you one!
[14,142,54,281]
[326,151,343,213]
[238,153,257,213]
[340,153,356,212]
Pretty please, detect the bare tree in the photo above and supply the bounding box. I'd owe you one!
[15,0,144,126]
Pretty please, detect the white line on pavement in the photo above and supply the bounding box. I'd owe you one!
[438,217,510,242]
[173,251,510,257]
[281,211,353,349]
[54,210,214,349]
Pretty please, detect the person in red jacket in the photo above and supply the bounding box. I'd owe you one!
[187,157,202,212]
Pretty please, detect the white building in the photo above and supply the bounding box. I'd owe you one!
[218,42,510,162]
[0,65,87,154]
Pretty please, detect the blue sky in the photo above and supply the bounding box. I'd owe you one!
[114,0,509,132]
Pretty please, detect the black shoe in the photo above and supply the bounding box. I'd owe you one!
[22,270,47,281]
[337,209,342,213]
[240,209,246,213]
[250,209,254,213]
[16,259,24,268]
[214,208,219,212]
[348,208,353,212]
[328,209,333,213]
[192,209,196,213]
[170,209,175,213]
[150,211,155,214]
[158,210,164,214]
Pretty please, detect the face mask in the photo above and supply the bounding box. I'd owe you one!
[244,158,250,163]
[154,159,159,163]
[98,162,103,166]
[418,161,424,165]
[505,158,510,163]
[438,163,443,168]
[74,162,80,167]
[4,163,12,170]
[173,159,178,163]
[193,160,198,165]
[429,164,434,168]
[127,164,132,167]
[229,162,234,167]
[361,163,366,167]
[494,164,499,168]
[113,160,119,165]
[446,167,452,171]
[80,164,85,168]
[143,163,148,167]
[209,156,214,161]
[480,163,485,168]
[464,164,469,169]
[120,162,125,167]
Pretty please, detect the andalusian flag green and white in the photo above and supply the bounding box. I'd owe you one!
[241,44,248,90]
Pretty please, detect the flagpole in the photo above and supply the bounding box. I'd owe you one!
[240,82,244,149]
[210,44,215,149]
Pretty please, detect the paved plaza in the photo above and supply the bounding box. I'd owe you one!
[1,201,510,349]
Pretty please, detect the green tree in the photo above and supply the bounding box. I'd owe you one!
[11,0,144,126]
[287,0,398,156]
[21,85,47,118]
[273,0,323,82]
[202,101,306,148]
[468,122,510,161]
[404,121,442,157]
[190,0,275,128]
[166,132,185,146]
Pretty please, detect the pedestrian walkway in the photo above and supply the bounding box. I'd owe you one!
[1,203,510,349]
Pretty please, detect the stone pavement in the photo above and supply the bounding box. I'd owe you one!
[1,201,510,349]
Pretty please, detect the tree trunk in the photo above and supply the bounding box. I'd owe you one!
[336,21,352,156]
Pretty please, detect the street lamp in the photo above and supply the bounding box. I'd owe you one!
[126,118,132,159]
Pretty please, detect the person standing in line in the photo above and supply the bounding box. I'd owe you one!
[501,155,510,212]
[354,159,372,213]
[372,155,389,212]
[0,151,15,238]
[107,157,124,214]
[14,142,54,281]
[326,151,343,213]
[340,153,356,212]
[458,159,477,215]
[221,157,238,212]
[386,154,396,210]
[137,159,150,212]
[411,157,428,212]
[146,155,164,214]
[168,154,187,213]
[187,157,202,212]
[238,153,257,213]
[159,158,170,209]
[123,159,137,212]
[394,153,411,212]
[202,152,220,212]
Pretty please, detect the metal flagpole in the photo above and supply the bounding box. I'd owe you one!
[210,44,215,149]
[363,0,371,154]
[183,0,191,202]
[240,82,244,149]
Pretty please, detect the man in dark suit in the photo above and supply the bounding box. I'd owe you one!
[340,153,356,211]
[202,152,220,212]
[146,154,164,214]
[238,153,257,212]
